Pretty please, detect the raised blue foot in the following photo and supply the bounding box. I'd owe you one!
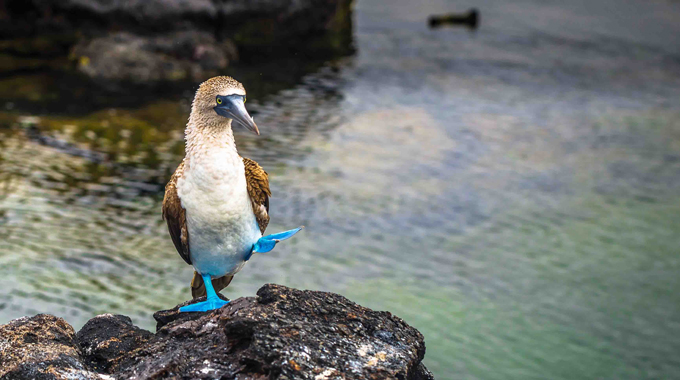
[179,274,230,313]
[251,226,304,254]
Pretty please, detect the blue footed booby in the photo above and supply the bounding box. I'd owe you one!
[162,76,303,313]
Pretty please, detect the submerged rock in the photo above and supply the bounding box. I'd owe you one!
[0,284,433,379]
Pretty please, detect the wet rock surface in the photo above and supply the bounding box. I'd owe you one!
[0,284,433,379]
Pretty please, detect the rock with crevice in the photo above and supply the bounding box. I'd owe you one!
[76,314,153,373]
[0,284,434,380]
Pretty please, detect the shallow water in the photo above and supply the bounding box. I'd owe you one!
[2,0,680,378]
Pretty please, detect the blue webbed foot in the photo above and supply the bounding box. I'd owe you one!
[252,226,304,254]
[179,273,230,313]
[179,297,229,312]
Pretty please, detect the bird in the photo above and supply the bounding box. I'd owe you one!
[162,76,302,312]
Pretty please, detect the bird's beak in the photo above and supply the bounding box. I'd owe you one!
[214,96,260,135]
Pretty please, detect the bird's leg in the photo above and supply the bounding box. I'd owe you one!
[179,273,230,312]
[251,226,304,255]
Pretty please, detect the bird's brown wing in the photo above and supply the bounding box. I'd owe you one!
[243,157,271,234]
[162,160,191,265]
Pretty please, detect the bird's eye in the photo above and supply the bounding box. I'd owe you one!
[216,97,222,105]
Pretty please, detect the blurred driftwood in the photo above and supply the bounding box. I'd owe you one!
[429,8,479,30]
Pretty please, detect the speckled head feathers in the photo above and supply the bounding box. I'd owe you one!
[189,76,248,128]
[198,76,245,99]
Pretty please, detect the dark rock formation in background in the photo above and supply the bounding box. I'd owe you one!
[0,0,353,83]
[0,284,433,380]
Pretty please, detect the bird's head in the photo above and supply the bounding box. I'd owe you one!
[191,76,259,135]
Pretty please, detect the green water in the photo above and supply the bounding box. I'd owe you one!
[2,0,680,379]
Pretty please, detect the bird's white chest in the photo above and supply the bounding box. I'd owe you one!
[176,148,261,277]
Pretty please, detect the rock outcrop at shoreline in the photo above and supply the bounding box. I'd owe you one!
[0,0,353,83]
[0,284,434,380]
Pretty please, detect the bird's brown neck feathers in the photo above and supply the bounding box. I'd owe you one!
[185,118,237,159]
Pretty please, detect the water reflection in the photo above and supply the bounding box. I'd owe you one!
[2,0,680,379]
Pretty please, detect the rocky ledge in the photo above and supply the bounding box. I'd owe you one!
[0,0,353,83]
[0,284,433,380]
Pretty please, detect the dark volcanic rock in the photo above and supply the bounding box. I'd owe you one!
[0,314,104,380]
[153,292,231,331]
[0,285,433,380]
[76,314,153,373]
[0,0,353,82]
[126,284,431,379]
[0,0,349,38]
